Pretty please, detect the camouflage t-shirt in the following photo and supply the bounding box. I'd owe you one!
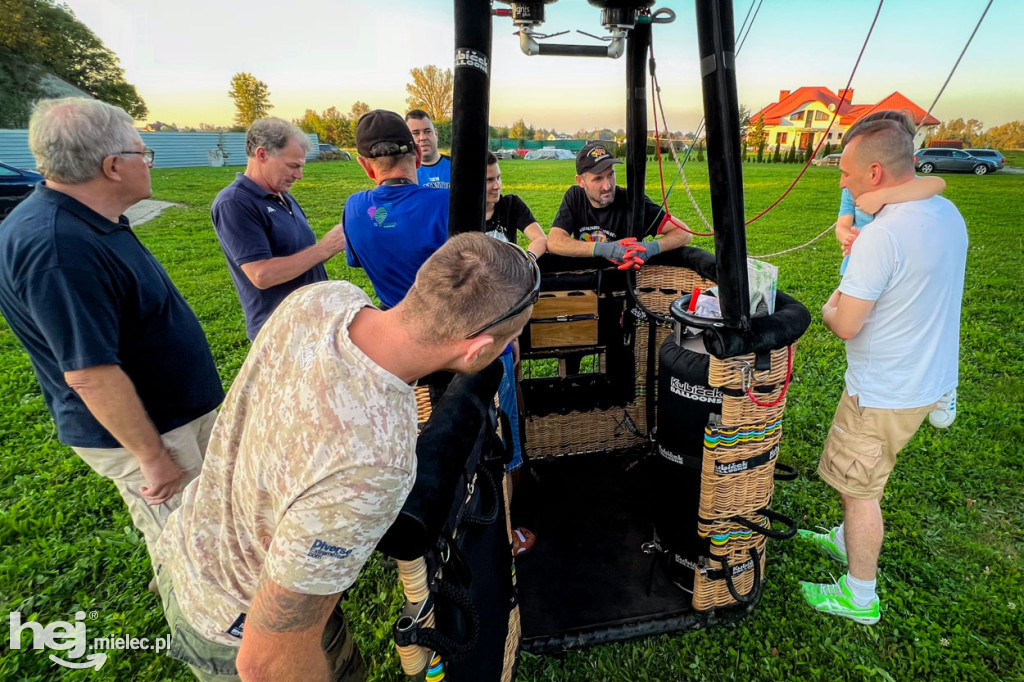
[156,282,417,646]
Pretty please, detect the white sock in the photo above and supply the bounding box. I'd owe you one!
[845,573,877,606]
[833,523,847,554]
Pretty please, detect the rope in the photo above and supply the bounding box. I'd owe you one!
[734,0,764,56]
[649,39,715,237]
[749,222,837,260]
[915,0,994,135]
[645,0,767,237]
[734,0,757,51]
[744,0,884,226]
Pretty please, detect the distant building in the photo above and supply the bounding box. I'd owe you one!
[750,87,940,150]
[928,139,965,149]
[142,121,179,132]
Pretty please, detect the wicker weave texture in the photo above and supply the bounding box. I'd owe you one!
[524,408,645,458]
[692,537,767,611]
[708,347,790,388]
[635,265,716,315]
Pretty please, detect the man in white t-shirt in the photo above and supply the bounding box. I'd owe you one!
[154,233,539,681]
[798,114,967,625]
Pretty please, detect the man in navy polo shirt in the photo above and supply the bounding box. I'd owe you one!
[0,98,224,573]
[344,110,449,309]
[212,118,347,341]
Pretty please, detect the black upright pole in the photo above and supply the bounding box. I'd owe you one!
[695,0,750,331]
[625,18,650,240]
[449,0,493,236]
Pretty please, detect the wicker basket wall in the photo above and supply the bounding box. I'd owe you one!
[524,265,708,459]
[690,345,797,610]
[691,536,767,611]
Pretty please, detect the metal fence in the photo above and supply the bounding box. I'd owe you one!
[0,130,319,171]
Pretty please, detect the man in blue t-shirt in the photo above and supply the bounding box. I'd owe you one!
[344,110,449,309]
[406,109,451,189]
[0,98,224,575]
[212,118,348,341]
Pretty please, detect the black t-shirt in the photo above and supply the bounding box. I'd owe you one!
[552,185,666,243]
[485,194,537,244]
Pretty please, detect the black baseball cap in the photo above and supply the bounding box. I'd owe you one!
[576,141,622,175]
[356,110,416,158]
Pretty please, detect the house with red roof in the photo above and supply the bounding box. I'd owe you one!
[749,87,940,151]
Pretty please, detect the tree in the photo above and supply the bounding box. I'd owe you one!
[804,134,815,163]
[931,117,984,145]
[350,101,370,120]
[0,0,147,126]
[787,140,797,163]
[404,65,453,122]
[228,72,273,128]
[747,115,767,150]
[979,120,1024,149]
[773,142,781,163]
[510,118,528,140]
[738,104,753,142]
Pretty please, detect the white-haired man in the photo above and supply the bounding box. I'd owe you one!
[0,98,224,575]
[212,117,347,340]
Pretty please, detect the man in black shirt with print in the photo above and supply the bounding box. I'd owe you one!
[485,151,547,258]
[547,141,692,266]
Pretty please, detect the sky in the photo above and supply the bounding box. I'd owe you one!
[61,0,1023,134]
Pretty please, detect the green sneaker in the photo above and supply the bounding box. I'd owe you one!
[797,526,848,564]
[799,575,880,625]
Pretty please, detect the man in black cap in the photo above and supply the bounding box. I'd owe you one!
[547,141,692,266]
[343,109,449,308]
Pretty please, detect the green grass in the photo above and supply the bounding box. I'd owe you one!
[999,149,1024,167]
[1,159,1021,681]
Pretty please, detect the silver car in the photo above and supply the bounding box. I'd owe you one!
[963,148,1005,171]
[914,148,997,176]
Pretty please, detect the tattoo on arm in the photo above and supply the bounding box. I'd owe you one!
[248,575,339,634]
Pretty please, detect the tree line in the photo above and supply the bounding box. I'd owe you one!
[0,0,147,128]
[924,117,1024,150]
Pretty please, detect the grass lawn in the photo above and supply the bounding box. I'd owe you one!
[1,158,1021,681]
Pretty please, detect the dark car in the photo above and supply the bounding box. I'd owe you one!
[914,148,997,176]
[963,148,1005,171]
[0,162,44,221]
[318,144,351,161]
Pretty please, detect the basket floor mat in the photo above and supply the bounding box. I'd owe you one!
[514,452,751,652]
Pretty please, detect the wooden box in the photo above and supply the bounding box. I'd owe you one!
[529,290,599,349]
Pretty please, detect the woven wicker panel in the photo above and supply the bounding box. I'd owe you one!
[721,391,787,426]
[635,265,717,316]
[697,512,772,547]
[708,346,791,388]
[415,385,432,426]
[501,606,521,682]
[524,408,645,458]
[698,422,782,520]
[624,321,673,436]
[692,536,766,611]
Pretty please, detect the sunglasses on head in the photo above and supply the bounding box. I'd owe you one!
[465,242,541,339]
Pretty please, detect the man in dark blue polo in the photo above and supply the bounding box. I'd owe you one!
[0,98,224,574]
[211,118,348,341]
